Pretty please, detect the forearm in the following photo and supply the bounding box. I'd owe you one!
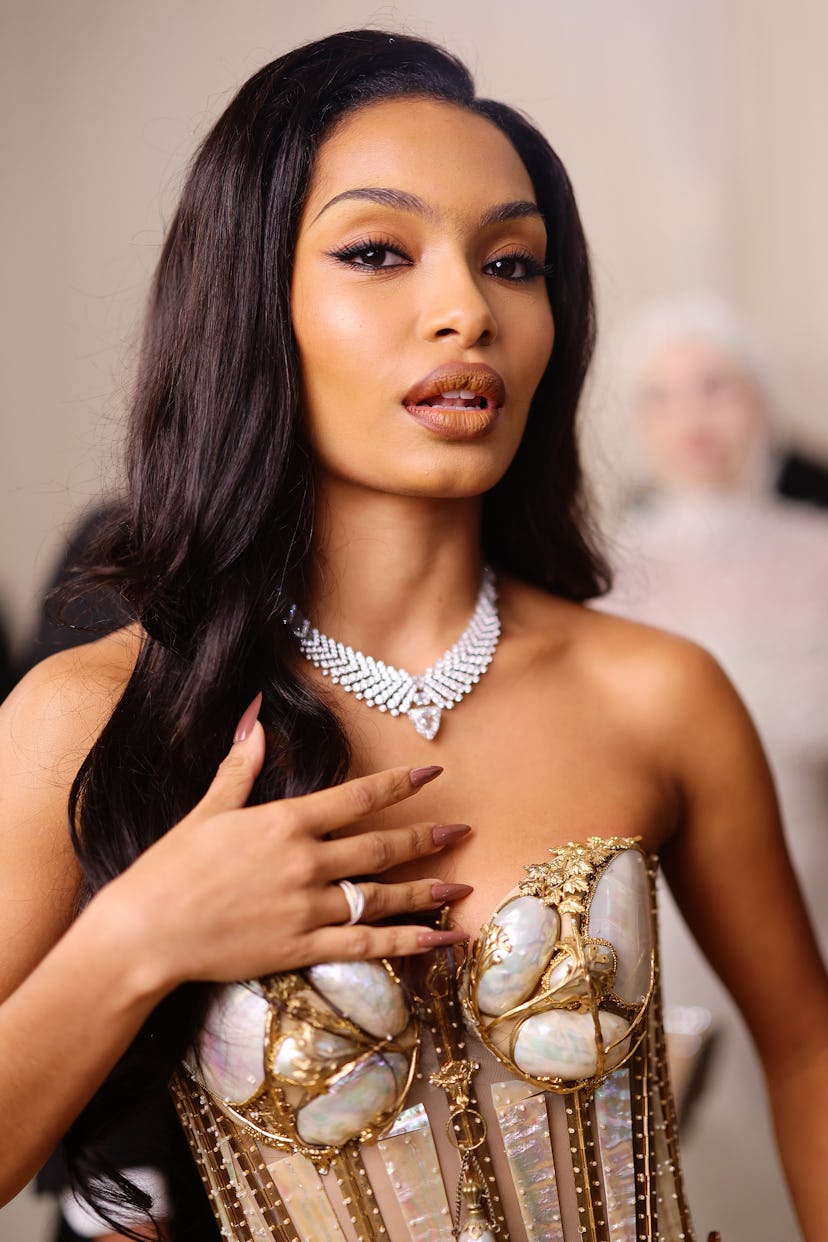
[767,1045,828,1242]
[0,887,172,1204]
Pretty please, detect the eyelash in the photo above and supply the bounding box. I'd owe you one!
[327,236,552,283]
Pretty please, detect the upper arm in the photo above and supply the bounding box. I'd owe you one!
[0,632,136,1001]
[654,639,828,1074]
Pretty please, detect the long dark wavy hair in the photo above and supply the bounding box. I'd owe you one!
[64,27,608,1235]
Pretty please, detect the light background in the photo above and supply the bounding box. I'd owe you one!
[2,1,826,1238]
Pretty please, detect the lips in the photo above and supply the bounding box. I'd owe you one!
[400,363,506,441]
[402,363,506,413]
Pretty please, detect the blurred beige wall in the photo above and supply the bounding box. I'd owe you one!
[3,0,828,649]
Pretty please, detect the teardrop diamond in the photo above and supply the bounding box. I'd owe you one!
[409,704,442,741]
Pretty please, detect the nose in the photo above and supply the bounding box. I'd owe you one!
[418,256,498,348]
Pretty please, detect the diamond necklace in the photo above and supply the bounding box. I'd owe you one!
[283,566,500,740]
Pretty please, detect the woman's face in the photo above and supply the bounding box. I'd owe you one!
[290,97,555,500]
[632,336,766,492]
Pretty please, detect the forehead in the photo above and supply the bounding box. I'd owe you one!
[642,336,740,378]
[304,96,538,213]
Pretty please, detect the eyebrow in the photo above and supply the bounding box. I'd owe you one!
[311,186,544,228]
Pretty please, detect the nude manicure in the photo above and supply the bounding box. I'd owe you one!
[432,823,472,846]
[233,692,263,743]
[409,765,443,788]
[431,882,473,902]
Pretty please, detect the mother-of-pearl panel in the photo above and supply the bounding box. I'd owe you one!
[490,1080,564,1241]
[594,1069,636,1242]
[587,850,652,1004]
[376,1103,454,1241]
[269,1152,346,1242]
[195,983,269,1104]
[476,896,561,1017]
[215,1131,275,1238]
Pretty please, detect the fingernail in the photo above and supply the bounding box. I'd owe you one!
[432,823,471,846]
[418,929,468,948]
[409,765,443,789]
[431,882,473,902]
[233,692,263,743]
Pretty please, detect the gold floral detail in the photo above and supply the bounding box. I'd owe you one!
[429,1058,480,1111]
[475,920,512,969]
[519,836,640,917]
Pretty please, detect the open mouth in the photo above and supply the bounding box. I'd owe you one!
[401,364,506,438]
[417,388,492,410]
[403,366,506,411]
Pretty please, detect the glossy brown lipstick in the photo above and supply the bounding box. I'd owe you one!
[402,362,506,440]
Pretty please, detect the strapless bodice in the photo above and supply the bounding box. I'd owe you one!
[172,837,704,1241]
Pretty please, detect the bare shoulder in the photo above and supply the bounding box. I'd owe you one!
[0,625,142,783]
[503,575,758,783]
[504,574,733,706]
[0,627,142,995]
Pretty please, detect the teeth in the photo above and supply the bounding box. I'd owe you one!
[438,388,478,400]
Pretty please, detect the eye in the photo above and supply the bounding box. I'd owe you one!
[484,251,551,282]
[328,238,411,271]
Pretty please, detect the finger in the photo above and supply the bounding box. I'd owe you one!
[319,822,471,880]
[192,693,266,818]
[301,922,469,965]
[320,878,474,925]
[295,764,443,837]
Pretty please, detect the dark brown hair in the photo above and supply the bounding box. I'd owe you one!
[65,28,607,1233]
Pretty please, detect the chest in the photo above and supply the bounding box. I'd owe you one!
[330,661,677,939]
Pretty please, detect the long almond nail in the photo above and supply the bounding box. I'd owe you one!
[410,765,443,788]
[431,882,473,902]
[233,692,263,744]
[418,929,468,948]
[432,823,471,846]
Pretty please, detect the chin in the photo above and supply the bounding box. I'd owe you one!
[392,455,515,500]
[320,442,518,501]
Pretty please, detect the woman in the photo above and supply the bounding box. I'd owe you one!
[0,31,825,1242]
[602,293,828,1240]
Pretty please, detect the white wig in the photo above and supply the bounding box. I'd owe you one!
[603,292,786,499]
[613,291,784,432]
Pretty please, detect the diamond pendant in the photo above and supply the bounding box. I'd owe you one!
[285,565,499,740]
[409,704,442,741]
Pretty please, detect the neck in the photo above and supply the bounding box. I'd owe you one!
[305,479,485,671]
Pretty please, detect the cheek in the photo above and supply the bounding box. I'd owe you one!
[296,298,369,372]
[718,392,763,449]
[637,407,676,450]
[294,307,377,432]
[505,312,554,418]
[526,304,556,380]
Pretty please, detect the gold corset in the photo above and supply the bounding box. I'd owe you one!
[172,837,716,1241]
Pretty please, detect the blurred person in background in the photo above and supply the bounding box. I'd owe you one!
[601,292,828,1240]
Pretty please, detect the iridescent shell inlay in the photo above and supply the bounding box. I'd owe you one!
[587,849,653,1004]
[462,840,654,1090]
[190,959,419,1157]
[194,982,269,1104]
[476,895,560,1016]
